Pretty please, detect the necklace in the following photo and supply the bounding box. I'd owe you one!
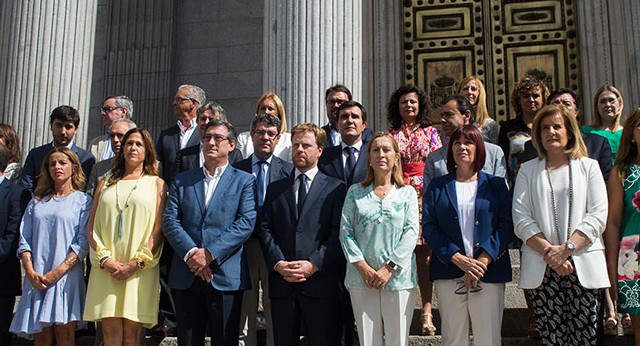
[115,173,144,237]
[545,163,572,245]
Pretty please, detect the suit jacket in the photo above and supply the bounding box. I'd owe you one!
[512,157,609,289]
[88,134,109,160]
[258,171,346,299]
[174,144,243,179]
[156,124,200,184]
[521,132,612,181]
[423,141,507,189]
[0,179,31,295]
[86,159,112,197]
[21,142,95,192]
[422,171,513,283]
[233,155,293,186]
[163,166,257,291]
[321,124,373,148]
[318,142,369,186]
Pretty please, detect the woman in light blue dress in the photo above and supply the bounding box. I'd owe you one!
[10,148,91,344]
[340,132,419,346]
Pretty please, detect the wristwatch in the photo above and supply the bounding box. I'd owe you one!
[385,260,397,271]
[133,258,146,269]
[565,240,576,252]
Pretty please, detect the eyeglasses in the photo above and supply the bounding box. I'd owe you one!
[101,106,122,113]
[174,96,192,103]
[253,129,279,139]
[326,98,348,106]
[202,134,229,144]
[454,280,483,295]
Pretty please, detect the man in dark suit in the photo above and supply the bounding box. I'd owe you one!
[21,105,95,192]
[174,101,242,176]
[233,114,293,346]
[322,85,373,148]
[156,84,206,185]
[86,118,137,196]
[258,123,346,346]
[318,100,369,346]
[0,146,31,345]
[163,119,256,346]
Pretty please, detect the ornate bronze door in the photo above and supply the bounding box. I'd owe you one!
[403,0,581,122]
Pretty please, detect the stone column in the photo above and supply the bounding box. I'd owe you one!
[263,0,362,127]
[362,0,403,132]
[0,0,97,153]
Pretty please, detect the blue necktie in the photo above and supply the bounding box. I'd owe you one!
[297,174,307,214]
[344,146,356,184]
[256,161,267,207]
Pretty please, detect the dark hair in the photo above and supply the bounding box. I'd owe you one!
[49,105,80,127]
[108,128,159,185]
[386,84,432,130]
[547,88,579,108]
[336,100,367,122]
[446,125,486,173]
[615,107,640,178]
[34,148,86,198]
[0,146,10,172]
[441,95,475,123]
[510,75,550,119]
[250,114,281,134]
[325,84,353,101]
[202,119,237,142]
[0,123,21,163]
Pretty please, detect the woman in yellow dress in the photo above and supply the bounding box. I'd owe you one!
[84,128,167,345]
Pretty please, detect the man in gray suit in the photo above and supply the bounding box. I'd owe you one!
[233,114,293,346]
[423,95,507,188]
[86,118,137,196]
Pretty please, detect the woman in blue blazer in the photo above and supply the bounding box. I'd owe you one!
[423,125,513,346]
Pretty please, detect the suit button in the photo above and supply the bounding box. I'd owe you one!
[475,221,479,226]
[475,243,480,247]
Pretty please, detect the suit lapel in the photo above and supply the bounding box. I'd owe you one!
[205,167,234,217]
[444,175,459,216]
[330,149,345,180]
[474,172,488,224]
[300,172,327,218]
[353,144,369,182]
[192,170,206,215]
[283,175,297,219]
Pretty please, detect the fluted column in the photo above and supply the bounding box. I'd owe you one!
[362,0,403,132]
[263,0,362,127]
[0,0,97,153]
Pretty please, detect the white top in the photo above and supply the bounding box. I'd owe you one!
[455,180,477,256]
[203,162,228,208]
[546,166,570,245]
[236,131,292,161]
[177,118,198,150]
[340,140,363,168]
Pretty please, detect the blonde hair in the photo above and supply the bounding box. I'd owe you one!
[34,148,86,199]
[592,84,624,128]
[531,105,587,160]
[361,132,405,187]
[458,75,491,129]
[255,92,287,133]
[290,123,326,148]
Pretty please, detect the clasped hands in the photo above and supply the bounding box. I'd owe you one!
[542,244,574,276]
[452,253,491,289]
[26,268,63,291]
[275,260,318,283]
[354,261,393,289]
[102,258,140,281]
[186,248,214,282]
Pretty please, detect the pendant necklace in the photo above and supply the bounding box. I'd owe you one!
[545,163,572,245]
[115,173,144,237]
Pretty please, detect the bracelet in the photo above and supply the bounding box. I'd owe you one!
[99,256,111,269]
[132,257,146,269]
[64,256,78,267]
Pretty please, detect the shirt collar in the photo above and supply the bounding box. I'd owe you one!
[251,154,273,165]
[203,162,228,180]
[177,117,198,133]
[295,166,319,181]
[341,140,363,152]
[52,140,74,149]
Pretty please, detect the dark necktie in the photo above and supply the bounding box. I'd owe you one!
[256,161,267,207]
[344,146,356,184]
[297,174,307,214]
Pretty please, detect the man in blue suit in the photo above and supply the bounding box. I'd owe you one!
[233,114,293,346]
[163,119,256,346]
[20,105,95,192]
[258,123,346,346]
[0,146,30,346]
[156,84,206,185]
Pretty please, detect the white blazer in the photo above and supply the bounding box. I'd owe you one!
[512,157,609,289]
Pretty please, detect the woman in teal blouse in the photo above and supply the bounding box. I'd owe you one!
[340,132,419,346]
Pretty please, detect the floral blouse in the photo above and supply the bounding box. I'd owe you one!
[389,124,441,189]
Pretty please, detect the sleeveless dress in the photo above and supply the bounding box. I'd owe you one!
[84,175,162,327]
[10,192,91,338]
[617,164,640,314]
